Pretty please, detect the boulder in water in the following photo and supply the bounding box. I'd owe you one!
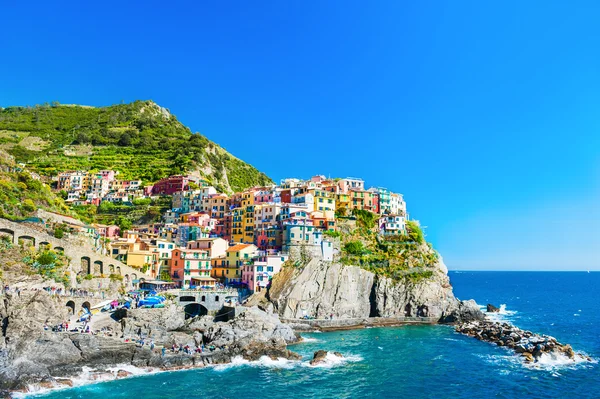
[310,350,329,365]
[486,304,500,313]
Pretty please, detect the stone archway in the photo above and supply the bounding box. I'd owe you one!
[82,301,91,311]
[39,241,50,250]
[18,235,35,247]
[404,303,412,317]
[0,228,14,244]
[66,300,75,315]
[131,273,137,281]
[54,247,64,253]
[116,266,122,275]
[93,260,103,276]
[81,257,91,274]
[109,264,115,274]
[183,303,208,319]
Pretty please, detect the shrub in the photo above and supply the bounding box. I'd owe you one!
[406,220,424,244]
[21,199,36,213]
[344,240,367,256]
[323,230,341,238]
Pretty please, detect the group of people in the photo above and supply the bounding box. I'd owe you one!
[45,320,92,334]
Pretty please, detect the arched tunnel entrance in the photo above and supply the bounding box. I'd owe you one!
[66,300,75,315]
[184,303,208,319]
[0,228,14,244]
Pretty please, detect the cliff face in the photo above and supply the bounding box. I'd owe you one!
[268,257,479,323]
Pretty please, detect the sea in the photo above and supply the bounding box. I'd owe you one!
[24,272,600,399]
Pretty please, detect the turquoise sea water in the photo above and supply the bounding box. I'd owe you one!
[31,272,600,399]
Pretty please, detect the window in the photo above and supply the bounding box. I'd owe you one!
[267,266,273,272]
[257,266,263,272]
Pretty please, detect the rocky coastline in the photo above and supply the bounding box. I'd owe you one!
[455,319,593,365]
[0,288,299,397]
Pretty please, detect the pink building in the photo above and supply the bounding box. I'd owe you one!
[151,175,190,196]
[254,190,274,204]
[241,253,288,292]
[95,224,120,238]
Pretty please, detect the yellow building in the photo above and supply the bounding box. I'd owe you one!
[211,243,258,283]
[335,193,351,215]
[310,189,335,213]
[231,207,244,243]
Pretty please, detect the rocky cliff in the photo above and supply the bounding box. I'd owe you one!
[0,286,298,395]
[267,256,481,323]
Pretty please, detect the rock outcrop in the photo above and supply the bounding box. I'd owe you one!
[455,320,593,364]
[487,304,500,313]
[0,287,299,395]
[267,257,483,323]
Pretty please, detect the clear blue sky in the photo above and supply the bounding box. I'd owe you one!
[1,1,599,270]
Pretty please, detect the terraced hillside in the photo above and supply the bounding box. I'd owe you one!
[0,150,71,220]
[0,100,271,192]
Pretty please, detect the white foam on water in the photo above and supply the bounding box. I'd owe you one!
[523,351,597,371]
[302,352,363,369]
[212,355,298,371]
[479,303,517,323]
[476,349,597,373]
[13,364,161,398]
[298,336,321,343]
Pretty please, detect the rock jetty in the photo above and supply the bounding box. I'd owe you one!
[455,320,593,364]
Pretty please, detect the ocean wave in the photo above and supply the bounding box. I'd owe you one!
[478,303,517,323]
[523,351,597,371]
[213,355,298,371]
[476,350,597,373]
[298,336,321,343]
[302,352,363,369]
[13,364,161,398]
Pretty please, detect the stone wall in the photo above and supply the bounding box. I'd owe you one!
[0,218,148,284]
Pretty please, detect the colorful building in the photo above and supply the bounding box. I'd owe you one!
[152,175,191,196]
[170,248,215,288]
[212,243,258,284]
[241,252,288,292]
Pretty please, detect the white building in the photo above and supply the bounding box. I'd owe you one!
[338,177,365,193]
[378,215,407,236]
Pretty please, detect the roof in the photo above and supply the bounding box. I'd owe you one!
[227,244,253,252]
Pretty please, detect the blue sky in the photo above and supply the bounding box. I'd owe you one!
[1,1,598,270]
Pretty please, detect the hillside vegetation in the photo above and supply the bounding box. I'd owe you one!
[0,100,272,192]
[338,210,439,283]
[0,151,71,220]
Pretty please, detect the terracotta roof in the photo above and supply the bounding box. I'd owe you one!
[227,244,253,252]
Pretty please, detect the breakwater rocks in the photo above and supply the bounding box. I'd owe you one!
[455,320,593,364]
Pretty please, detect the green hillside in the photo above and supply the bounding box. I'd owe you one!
[0,151,71,220]
[0,100,271,192]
